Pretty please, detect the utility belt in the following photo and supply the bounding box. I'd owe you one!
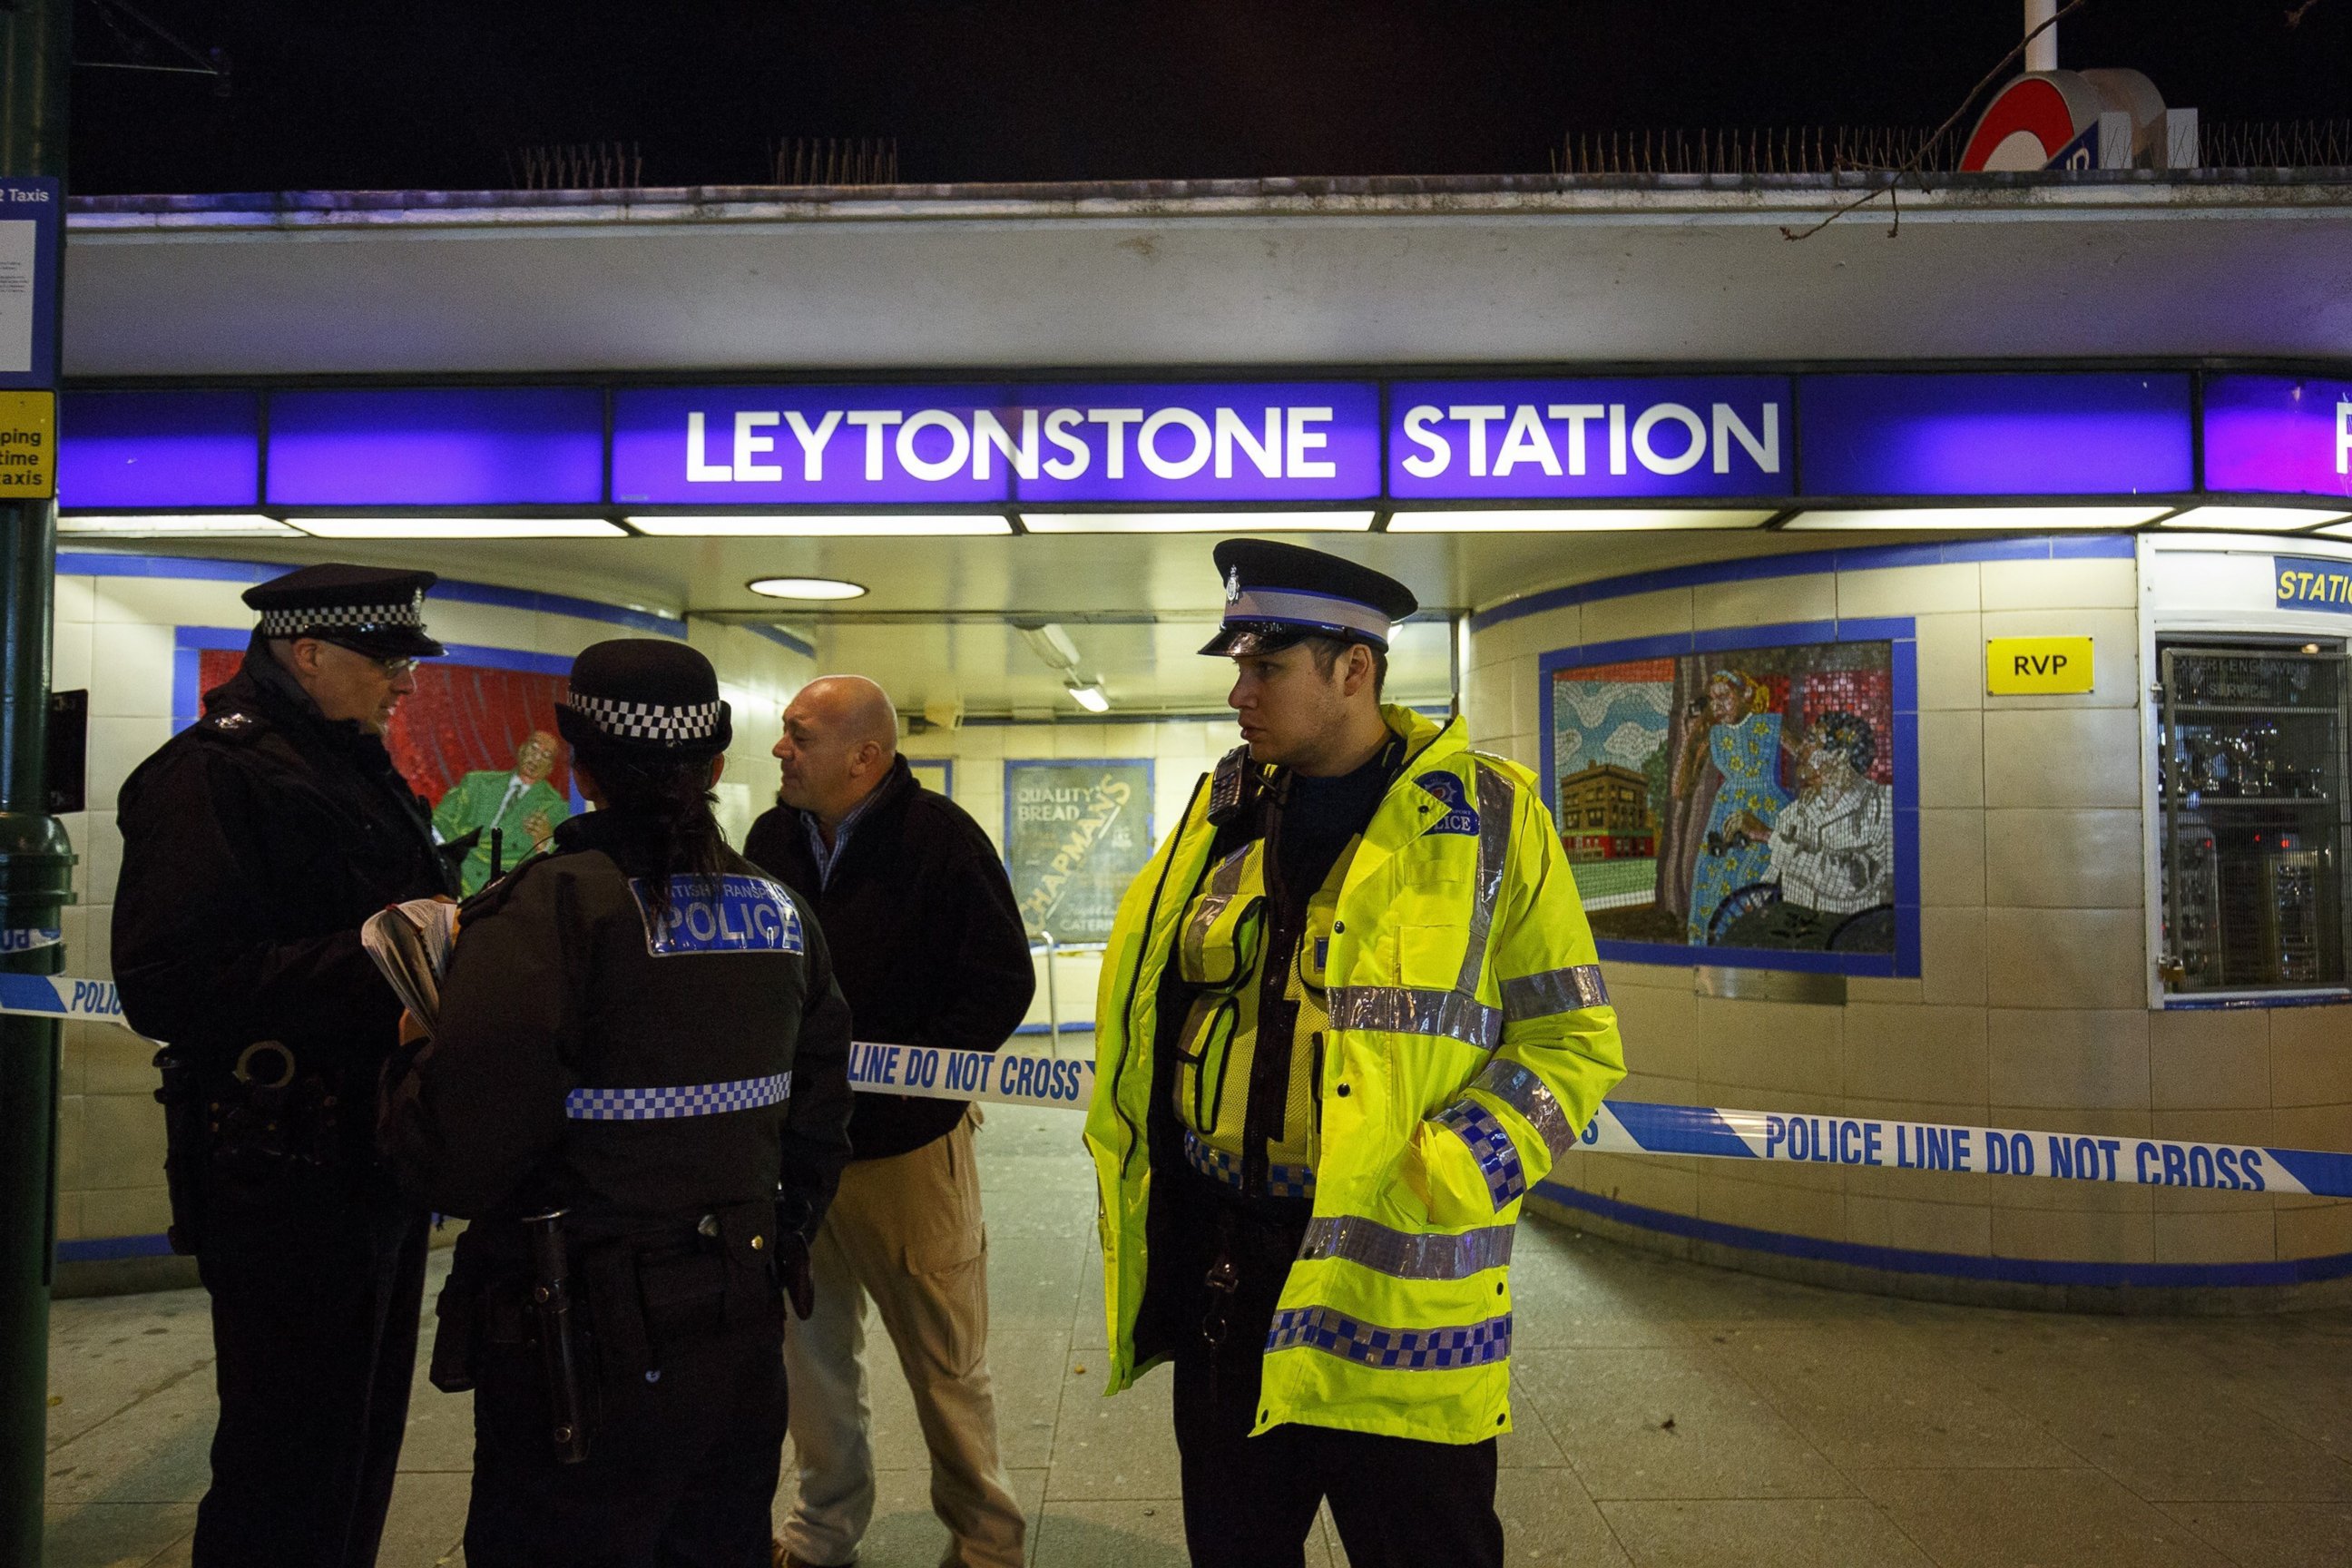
[1169,1151,1310,1363]
[428,1198,782,1465]
[152,1039,372,1255]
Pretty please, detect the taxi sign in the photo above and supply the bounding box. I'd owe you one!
[0,390,54,499]
[1986,635,2093,695]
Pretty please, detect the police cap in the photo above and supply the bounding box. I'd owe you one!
[1198,539,1418,658]
[558,639,732,759]
[242,564,443,660]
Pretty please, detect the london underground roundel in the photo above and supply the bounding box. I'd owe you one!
[1960,71,2101,172]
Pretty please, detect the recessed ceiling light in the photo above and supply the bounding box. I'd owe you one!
[289,517,625,538]
[1783,505,2171,531]
[60,514,296,536]
[1386,508,1776,532]
[748,575,867,601]
[629,514,1012,536]
[1017,511,1377,534]
[2161,505,2352,533]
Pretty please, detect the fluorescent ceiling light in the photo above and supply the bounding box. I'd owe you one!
[1387,508,1775,533]
[748,575,867,601]
[2160,505,2352,533]
[628,514,1011,536]
[1017,622,1084,672]
[1783,505,2171,532]
[289,517,625,539]
[61,514,296,536]
[1018,511,1377,534]
[1066,682,1111,713]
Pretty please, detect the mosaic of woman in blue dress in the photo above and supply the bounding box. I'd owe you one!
[1676,670,1791,943]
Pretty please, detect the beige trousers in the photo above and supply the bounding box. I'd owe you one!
[777,1112,1024,1568]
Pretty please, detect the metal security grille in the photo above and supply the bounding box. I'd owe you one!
[769,136,900,187]
[2199,119,2352,172]
[505,142,645,191]
[1550,127,1951,177]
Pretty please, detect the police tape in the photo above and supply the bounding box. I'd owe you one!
[12,976,2352,1199]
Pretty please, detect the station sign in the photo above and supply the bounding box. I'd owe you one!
[1386,377,1791,499]
[2274,556,2352,612]
[2205,376,2352,502]
[1800,372,2193,496]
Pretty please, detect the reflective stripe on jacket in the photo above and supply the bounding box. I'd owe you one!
[1083,706,1628,1445]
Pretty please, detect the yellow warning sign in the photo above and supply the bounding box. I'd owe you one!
[0,391,54,501]
[1986,635,2094,695]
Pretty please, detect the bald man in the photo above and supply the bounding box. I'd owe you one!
[747,679,1035,1568]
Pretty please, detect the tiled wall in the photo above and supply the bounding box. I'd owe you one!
[1466,547,2352,1289]
[52,559,814,1252]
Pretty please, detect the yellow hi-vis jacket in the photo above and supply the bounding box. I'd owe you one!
[1084,705,1628,1446]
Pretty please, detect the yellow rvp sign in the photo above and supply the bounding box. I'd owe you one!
[1986,635,2094,695]
[0,391,54,500]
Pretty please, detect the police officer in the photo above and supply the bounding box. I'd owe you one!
[113,564,457,1568]
[1083,541,1630,1568]
[379,638,855,1568]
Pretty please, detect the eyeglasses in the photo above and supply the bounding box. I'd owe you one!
[374,656,420,679]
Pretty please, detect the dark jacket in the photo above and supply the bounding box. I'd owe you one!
[379,809,856,1240]
[744,756,1035,1162]
[113,634,456,1081]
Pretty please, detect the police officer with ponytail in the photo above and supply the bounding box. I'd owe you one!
[381,639,855,1567]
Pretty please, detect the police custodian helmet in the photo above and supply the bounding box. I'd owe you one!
[558,639,734,758]
[242,564,445,660]
[1199,539,1419,658]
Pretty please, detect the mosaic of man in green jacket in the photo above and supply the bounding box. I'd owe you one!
[433,730,570,895]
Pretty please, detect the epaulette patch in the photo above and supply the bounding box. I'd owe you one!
[201,711,266,744]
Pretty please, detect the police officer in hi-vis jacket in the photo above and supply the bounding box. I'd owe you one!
[1083,540,1628,1568]
[381,638,855,1568]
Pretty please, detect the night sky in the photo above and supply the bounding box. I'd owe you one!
[69,0,2352,195]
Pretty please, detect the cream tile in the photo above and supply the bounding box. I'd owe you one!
[1987,1008,2152,1111]
[1581,587,1693,649]
[1992,1204,2154,1263]
[1695,1171,1844,1240]
[2154,1208,2278,1265]
[1983,808,2145,908]
[52,1189,82,1243]
[1610,983,1697,1082]
[1545,1152,1700,1221]
[93,576,250,627]
[2270,1008,2352,1108]
[55,1090,83,1191]
[89,622,177,720]
[1477,605,1579,667]
[1912,612,1984,710]
[1919,906,1987,1006]
[80,1185,172,1239]
[2278,1202,2352,1259]
[1982,607,2141,709]
[1980,555,2140,611]
[2150,1008,2273,1112]
[79,1092,168,1191]
[1982,707,2146,809]
[1844,1193,1993,1256]
[1838,561,1981,618]
[1842,1004,1988,1108]
[1918,809,1984,906]
[1984,906,2145,1009]
[83,809,123,909]
[1915,711,1983,808]
[52,619,92,696]
[86,717,172,805]
[1692,996,1842,1097]
[1693,571,1836,630]
[81,1029,157,1098]
[1847,976,1925,1004]
[55,573,95,624]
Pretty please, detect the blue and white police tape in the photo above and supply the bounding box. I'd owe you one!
[10,976,2350,1198]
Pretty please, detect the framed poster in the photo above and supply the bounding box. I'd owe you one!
[1541,623,1917,976]
[908,759,954,797]
[1004,759,1154,945]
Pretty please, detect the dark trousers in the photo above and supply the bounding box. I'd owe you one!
[464,1298,789,1567]
[192,1170,430,1568]
[1165,1189,1505,1568]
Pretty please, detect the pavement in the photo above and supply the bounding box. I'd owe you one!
[44,1088,2352,1567]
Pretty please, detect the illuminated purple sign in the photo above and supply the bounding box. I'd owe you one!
[1010,382,1379,502]
[267,387,605,506]
[1387,377,1793,499]
[1802,373,2192,495]
[61,389,260,508]
[612,382,1380,505]
[2204,375,2352,501]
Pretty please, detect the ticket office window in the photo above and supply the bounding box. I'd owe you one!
[2156,640,2351,997]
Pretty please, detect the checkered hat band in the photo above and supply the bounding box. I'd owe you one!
[257,591,426,638]
[564,1072,790,1122]
[568,692,723,743]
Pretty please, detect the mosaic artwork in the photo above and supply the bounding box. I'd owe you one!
[1548,640,1898,954]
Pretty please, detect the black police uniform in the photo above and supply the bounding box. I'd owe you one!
[379,639,855,1568]
[1147,542,1506,1568]
[112,565,456,1568]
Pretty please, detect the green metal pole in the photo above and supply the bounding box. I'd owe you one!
[0,1,73,1563]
